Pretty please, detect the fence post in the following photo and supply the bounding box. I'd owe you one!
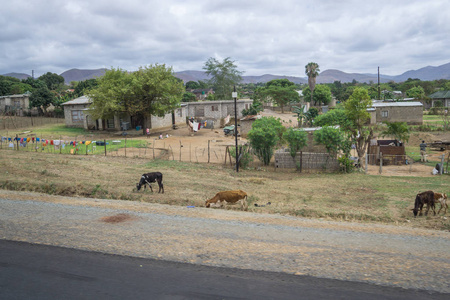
[379,152,383,174]
[153,139,155,159]
[440,154,445,175]
[179,140,182,161]
[16,134,19,151]
[104,139,107,156]
[365,154,368,174]
[300,151,303,172]
[208,140,210,163]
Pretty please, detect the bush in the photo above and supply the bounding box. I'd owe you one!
[229,145,253,169]
[429,106,448,115]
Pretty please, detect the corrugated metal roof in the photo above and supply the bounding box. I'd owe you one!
[429,90,450,99]
[62,95,91,105]
[371,102,422,107]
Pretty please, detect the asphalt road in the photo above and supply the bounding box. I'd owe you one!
[1,190,450,297]
[1,240,447,300]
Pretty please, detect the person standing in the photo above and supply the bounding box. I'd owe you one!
[419,140,427,162]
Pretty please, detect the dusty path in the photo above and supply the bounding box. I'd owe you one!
[1,190,449,293]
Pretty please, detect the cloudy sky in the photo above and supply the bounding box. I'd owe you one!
[1,0,449,78]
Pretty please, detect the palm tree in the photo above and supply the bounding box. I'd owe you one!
[305,62,320,104]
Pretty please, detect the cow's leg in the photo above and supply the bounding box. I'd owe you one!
[157,180,164,193]
[419,203,424,216]
[425,203,430,216]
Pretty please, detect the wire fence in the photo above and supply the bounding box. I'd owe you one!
[0,134,344,172]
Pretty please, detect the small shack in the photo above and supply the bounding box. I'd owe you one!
[367,139,406,165]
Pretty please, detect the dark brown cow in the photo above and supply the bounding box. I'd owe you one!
[412,191,435,217]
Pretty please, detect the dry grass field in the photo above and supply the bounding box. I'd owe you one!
[1,114,449,231]
[1,147,449,231]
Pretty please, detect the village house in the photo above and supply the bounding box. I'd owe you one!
[0,93,32,116]
[368,101,423,125]
[184,99,253,120]
[428,90,450,107]
[62,96,186,131]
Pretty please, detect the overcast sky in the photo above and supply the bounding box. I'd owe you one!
[1,0,449,78]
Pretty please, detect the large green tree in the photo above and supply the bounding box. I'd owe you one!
[305,62,320,104]
[89,65,184,134]
[38,72,65,91]
[74,79,98,97]
[406,86,425,99]
[344,87,373,168]
[203,57,243,99]
[259,79,300,113]
[302,84,332,106]
[29,87,55,114]
[185,81,200,90]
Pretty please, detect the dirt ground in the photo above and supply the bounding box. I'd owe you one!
[123,109,450,176]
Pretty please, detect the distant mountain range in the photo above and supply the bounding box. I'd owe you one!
[3,62,450,85]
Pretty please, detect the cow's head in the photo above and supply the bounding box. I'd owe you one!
[136,182,142,191]
[411,208,419,217]
[205,200,211,208]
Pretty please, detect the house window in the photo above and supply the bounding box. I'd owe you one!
[71,110,84,123]
[13,100,21,108]
[381,111,388,118]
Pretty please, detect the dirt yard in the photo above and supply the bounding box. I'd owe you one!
[125,109,450,176]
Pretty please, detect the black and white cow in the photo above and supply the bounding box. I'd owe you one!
[136,172,164,193]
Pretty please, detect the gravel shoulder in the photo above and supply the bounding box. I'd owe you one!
[1,189,449,293]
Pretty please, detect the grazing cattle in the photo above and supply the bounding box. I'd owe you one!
[205,190,248,211]
[136,172,164,193]
[412,191,435,217]
[435,192,448,215]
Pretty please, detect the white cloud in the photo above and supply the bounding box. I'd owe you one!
[1,0,449,77]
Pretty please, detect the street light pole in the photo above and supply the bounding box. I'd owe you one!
[232,86,239,173]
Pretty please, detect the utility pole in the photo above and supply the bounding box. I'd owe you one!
[232,86,239,173]
[377,66,381,100]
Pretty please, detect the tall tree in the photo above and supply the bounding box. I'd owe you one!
[38,72,65,91]
[74,79,98,97]
[29,87,55,114]
[302,84,331,106]
[89,65,184,134]
[185,81,200,90]
[203,57,243,99]
[259,79,300,113]
[305,62,320,104]
[344,87,373,168]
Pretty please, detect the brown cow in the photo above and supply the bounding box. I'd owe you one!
[435,192,448,215]
[412,191,436,217]
[205,190,248,211]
